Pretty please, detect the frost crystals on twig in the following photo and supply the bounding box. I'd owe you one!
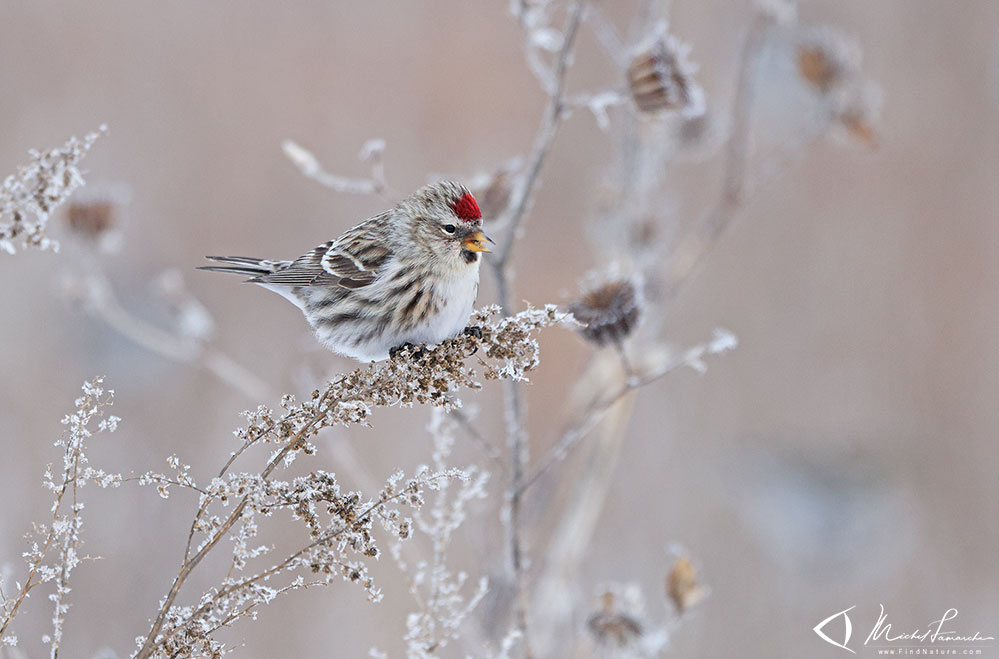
[1,125,107,255]
[132,304,562,659]
[0,378,122,654]
[521,328,738,493]
[282,139,390,197]
[388,409,490,658]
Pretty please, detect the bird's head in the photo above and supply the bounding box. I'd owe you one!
[401,181,492,266]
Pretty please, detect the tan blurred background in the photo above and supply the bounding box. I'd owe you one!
[2,0,998,657]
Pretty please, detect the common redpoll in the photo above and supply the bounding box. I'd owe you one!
[200,181,491,362]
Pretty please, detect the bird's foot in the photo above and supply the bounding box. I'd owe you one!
[462,326,483,356]
[389,342,427,361]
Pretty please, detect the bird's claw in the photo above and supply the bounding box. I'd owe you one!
[462,326,483,356]
[390,342,427,361]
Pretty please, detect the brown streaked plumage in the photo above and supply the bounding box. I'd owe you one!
[200,181,491,362]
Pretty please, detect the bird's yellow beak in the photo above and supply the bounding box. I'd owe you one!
[462,230,492,253]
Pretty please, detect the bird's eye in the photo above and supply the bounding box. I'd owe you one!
[442,224,457,234]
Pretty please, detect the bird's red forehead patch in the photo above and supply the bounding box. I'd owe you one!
[453,192,482,222]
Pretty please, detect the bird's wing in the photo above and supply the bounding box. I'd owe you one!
[252,215,392,289]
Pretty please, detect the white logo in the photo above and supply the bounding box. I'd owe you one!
[813,604,994,653]
[813,605,856,653]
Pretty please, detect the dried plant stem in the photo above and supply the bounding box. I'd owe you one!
[662,12,769,298]
[490,3,586,655]
[1,411,87,639]
[281,139,393,202]
[134,389,334,659]
[585,3,626,67]
[161,483,429,649]
[448,406,503,467]
[531,362,635,653]
[493,0,586,275]
[199,578,325,637]
[521,353,670,493]
[81,269,274,401]
[503,382,531,654]
[0,510,62,637]
[521,329,736,494]
[49,475,81,659]
[523,12,766,650]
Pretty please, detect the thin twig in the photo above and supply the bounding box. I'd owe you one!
[489,3,587,655]
[134,388,335,659]
[155,480,447,651]
[0,394,100,637]
[520,331,736,494]
[81,269,274,401]
[448,406,503,468]
[119,475,208,496]
[281,139,394,202]
[493,0,587,275]
[660,12,770,299]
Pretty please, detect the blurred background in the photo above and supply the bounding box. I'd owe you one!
[2,0,998,657]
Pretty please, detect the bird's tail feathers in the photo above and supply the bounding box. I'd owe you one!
[199,256,284,279]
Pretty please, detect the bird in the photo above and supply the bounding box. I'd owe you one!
[200,181,491,362]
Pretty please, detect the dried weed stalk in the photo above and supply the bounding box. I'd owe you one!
[0,378,121,655]
[0,126,106,254]
[381,410,490,658]
[132,304,562,658]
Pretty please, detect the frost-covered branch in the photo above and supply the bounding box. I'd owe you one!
[494,0,586,276]
[490,5,587,655]
[0,126,106,255]
[133,305,562,658]
[64,266,274,401]
[521,329,737,494]
[382,410,490,658]
[282,138,392,200]
[0,378,121,653]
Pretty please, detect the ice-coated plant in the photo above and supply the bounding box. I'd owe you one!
[0,377,121,655]
[0,126,106,254]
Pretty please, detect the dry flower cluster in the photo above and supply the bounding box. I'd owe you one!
[1,377,120,655]
[626,23,705,117]
[1,304,561,657]
[128,305,564,658]
[794,23,880,145]
[382,410,491,658]
[0,126,106,254]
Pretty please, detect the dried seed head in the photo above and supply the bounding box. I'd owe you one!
[63,184,129,252]
[587,591,643,647]
[795,26,861,94]
[570,278,642,347]
[666,556,706,613]
[627,26,705,118]
[797,47,837,93]
[832,79,882,147]
[66,198,115,239]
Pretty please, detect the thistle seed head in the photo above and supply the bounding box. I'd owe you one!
[627,26,705,118]
[66,197,115,239]
[587,591,644,648]
[570,278,642,347]
[666,556,706,614]
[795,25,861,94]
